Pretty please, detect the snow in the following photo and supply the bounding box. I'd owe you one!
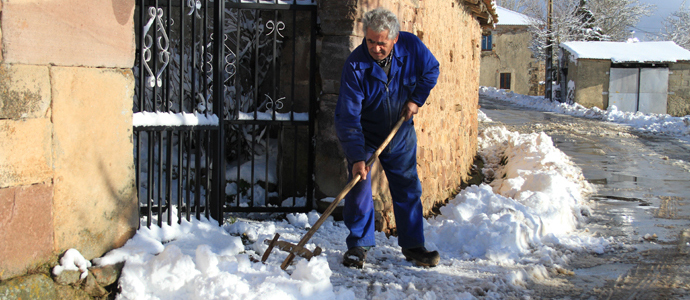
[53,86,689,298]
[239,0,316,4]
[52,248,92,280]
[133,112,219,127]
[480,86,690,137]
[132,111,308,127]
[68,90,626,298]
[238,111,309,121]
[478,109,493,123]
[561,41,690,63]
[495,6,539,26]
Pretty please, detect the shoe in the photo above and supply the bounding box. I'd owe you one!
[342,247,368,268]
[402,247,440,267]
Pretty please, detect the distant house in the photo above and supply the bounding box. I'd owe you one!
[560,41,690,116]
[479,6,543,96]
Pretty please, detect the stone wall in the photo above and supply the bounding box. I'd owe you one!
[668,62,690,117]
[0,0,138,280]
[563,55,611,110]
[479,25,541,96]
[315,0,481,233]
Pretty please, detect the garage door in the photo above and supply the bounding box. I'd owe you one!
[608,68,668,114]
[638,68,669,114]
[609,68,639,112]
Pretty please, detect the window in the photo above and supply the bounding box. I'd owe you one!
[481,34,493,51]
[500,73,511,90]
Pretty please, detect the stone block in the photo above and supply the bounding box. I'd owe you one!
[51,67,138,260]
[2,0,135,68]
[0,184,54,281]
[90,262,124,286]
[52,270,81,286]
[83,272,108,297]
[320,35,362,94]
[0,64,51,119]
[317,94,339,139]
[0,118,53,188]
[314,138,348,197]
[0,274,57,300]
[318,1,358,36]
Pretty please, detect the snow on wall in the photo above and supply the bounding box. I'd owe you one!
[133,112,219,127]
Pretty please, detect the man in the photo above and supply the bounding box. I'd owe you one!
[334,7,440,268]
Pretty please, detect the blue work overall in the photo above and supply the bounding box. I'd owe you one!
[334,31,439,250]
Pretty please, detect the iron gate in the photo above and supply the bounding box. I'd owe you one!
[133,0,317,227]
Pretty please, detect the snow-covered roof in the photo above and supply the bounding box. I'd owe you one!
[561,41,690,63]
[495,6,536,26]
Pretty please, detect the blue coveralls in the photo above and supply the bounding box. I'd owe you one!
[334,31,440,250]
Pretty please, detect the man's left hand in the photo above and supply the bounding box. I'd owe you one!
[401,101,419,121]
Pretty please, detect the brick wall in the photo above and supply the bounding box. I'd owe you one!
[0,0,138,280]
[315,0,481,234]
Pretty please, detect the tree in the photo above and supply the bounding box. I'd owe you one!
[523,0,654,59]
[495,0,544,17]
[574,0,607,41]
[659,1,690,50]
[587,0,655,41]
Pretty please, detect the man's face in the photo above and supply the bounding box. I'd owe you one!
[365,28,398,61]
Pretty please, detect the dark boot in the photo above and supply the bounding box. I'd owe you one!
[402,247,440,267]
[342,247,368,269]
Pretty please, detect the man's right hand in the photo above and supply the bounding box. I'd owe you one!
[353,161,370,181]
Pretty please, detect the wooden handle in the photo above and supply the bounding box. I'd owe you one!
[281,117,406,270]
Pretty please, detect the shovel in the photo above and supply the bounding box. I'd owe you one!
[261,117,406,270]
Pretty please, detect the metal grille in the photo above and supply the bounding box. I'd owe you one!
[133,0,317,227]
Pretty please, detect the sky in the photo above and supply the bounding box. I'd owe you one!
[634,0,686,40]
[51,86,690,299]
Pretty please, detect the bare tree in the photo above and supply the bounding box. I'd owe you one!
[587,0,655,41]
[525,0,654,59]
[495,0,544,17]
[658,1,690,50]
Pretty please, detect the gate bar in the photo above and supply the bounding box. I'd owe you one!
[211,0,226,224]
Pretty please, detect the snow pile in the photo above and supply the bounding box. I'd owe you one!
[53,248,92,280]
[95,213,348,300]
[478,109,493,122]
[480,86,690,136]
[426,126,600,264]
[98,121,612,298]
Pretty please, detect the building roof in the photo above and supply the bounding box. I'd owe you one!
[561,41,690,63]
[495,6,535,26]
[465,0,499,28]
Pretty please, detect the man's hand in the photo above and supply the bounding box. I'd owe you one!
[352,161,370,181]
[401,101,419,121]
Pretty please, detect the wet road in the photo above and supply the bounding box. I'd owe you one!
[479,95,690,299]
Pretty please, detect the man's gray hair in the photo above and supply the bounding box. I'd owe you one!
[362,8,400,40]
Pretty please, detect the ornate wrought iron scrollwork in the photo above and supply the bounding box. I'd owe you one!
[142,7,170,88]
[265,94,285,110]
[265,20,285,38]
[224,34,237,79]
[187,0,202,18]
